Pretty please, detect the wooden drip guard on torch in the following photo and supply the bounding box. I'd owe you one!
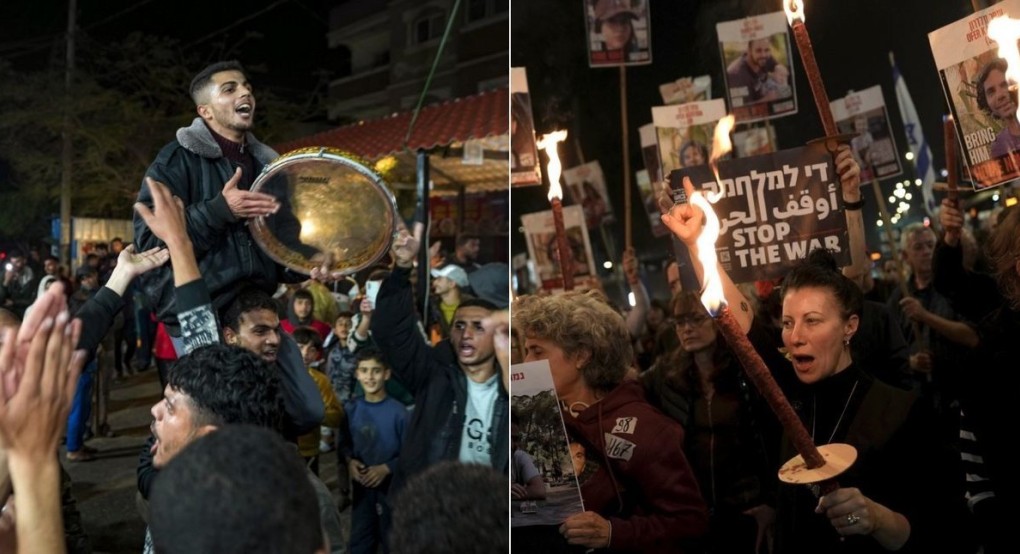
[712,304,856,492]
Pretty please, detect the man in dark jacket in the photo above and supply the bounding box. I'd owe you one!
[133,60,303,338]
[371,226,509,496]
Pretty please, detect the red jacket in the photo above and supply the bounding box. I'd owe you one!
[564,380,708,553]
[281,318,331,342]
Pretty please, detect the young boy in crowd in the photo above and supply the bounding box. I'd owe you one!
[283,289,331,340]
[325,311,357,406]
[344,348,407,554]
[293,327,343,476]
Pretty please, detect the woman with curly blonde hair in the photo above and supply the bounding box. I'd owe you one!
[513,290,707,554]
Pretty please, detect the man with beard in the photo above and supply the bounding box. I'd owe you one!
[133,60,307,346]
[370,225,508,497]
[977,59,1020,159]
[726,38,791,105]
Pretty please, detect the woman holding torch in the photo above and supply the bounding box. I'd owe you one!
[661,179,960,552]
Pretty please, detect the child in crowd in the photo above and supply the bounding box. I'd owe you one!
[293,327,343,476]
[323,311,355,454]
[282,289,331,340]
[344,348,407,554]
[325,311,358,406]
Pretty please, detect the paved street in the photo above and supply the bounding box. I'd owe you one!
[60,367,349,554]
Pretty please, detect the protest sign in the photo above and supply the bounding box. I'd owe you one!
[520,205,597,291]
[636,169,668,237]
[733,126,778,158]
[511,67,542,186]
[659,75,712,104]
[639,123,662,182]
[717,12,798,123]
[584,0,652,67]
[831,85,903,182]
[929,0,1020,190]
[652,99,728,178]
[510,360,585,528]
[563,161,615,229]
[669,143,850,283]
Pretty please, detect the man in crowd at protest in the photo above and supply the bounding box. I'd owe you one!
[133,60,307,343]
[451,233,482,273]
[149,425,329,554]
[429,263,472,341]
[141,343,343,553]
[887,223,978,438]
[389,461,509,554]
[726,38,791,105]
[371,224,509,498]
[43,255,61,279]
[0,250,39,319]
[133,178,326,522]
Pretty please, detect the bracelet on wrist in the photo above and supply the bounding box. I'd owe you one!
[843,198,865,211]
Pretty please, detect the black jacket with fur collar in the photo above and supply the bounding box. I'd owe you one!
[133,118,301,333]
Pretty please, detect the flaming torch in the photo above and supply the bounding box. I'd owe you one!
[537,130,575,291]
[784,0,838,137]
[685,115,856,491]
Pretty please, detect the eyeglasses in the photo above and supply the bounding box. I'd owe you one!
[674,314,711,328]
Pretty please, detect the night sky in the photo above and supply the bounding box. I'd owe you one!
[512,0,975,287]
[0,0,335,103]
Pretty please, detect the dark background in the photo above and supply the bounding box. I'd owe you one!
[511,0,975,298]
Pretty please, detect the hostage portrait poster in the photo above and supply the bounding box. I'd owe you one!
[929,0,1020,190]
[717,12,798,123]
[583,0,652,67]
[668,143,850,283]
[830,85,903,182]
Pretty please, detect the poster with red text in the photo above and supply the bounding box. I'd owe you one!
[717,12,798,123]
[929,0,1020,189]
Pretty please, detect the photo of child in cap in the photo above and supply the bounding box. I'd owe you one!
[585,0,651,67]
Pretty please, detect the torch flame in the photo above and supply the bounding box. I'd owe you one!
[987,16,1020,126]
[784,0,804,26]
[537,130,569,201]
[709,115,735,166]
[694,113,737,315]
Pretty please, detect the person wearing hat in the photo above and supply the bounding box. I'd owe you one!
[429,264,472,343]
[593,0,640,53]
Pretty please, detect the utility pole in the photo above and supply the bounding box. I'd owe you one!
[59,0,76,268]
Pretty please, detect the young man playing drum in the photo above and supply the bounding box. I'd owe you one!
[132,60,305,348]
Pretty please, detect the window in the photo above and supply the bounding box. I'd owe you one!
[466,0,507,23]
[413,11,445,44]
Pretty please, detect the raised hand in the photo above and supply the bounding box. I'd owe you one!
[392,221,423,268]
[0,311,85,459]
[660,177,705,247]
[116,245,169,280]
[135,178,189,247]
[939,198,964,247]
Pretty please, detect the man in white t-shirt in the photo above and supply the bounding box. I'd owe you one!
[370,225,509,497]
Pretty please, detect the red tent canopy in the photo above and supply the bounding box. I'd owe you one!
[275,88,509,160]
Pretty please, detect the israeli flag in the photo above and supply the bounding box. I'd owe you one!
[891,52,938,216]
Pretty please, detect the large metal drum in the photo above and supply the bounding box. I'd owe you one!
[249,147,398,276]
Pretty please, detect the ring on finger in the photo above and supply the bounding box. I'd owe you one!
[845,513,861,526]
